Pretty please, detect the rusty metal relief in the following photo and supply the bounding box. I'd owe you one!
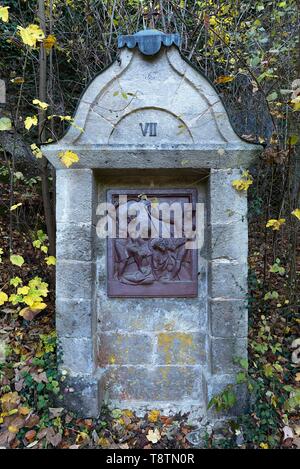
[107,189,198,298]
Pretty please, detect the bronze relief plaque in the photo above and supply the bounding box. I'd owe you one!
[107,189,198,298]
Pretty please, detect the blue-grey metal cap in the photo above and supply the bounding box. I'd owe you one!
[118,29,181,56]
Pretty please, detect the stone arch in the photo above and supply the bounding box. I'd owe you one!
[108,106,194,144]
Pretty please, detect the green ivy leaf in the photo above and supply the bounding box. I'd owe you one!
[0,117,12,131]
[264,291,279,300]
[240,358,248,370]
[10,276,22,287]
[289,135,299,145]
[266,91,278,102]
[10,254,25,267]
[236,372,247,384]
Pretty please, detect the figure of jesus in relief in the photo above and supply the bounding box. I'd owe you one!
[111,196,193,286]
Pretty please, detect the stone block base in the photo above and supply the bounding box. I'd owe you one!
[57,371,248,425]
[59,376,100,418]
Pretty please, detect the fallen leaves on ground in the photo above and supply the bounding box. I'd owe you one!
[0,308,194,449]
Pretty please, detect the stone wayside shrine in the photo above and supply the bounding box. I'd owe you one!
[42,30,261,423]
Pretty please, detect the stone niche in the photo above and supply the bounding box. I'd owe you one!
[42,30,261,422]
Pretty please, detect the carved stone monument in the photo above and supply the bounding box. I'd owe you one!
[42,30,261,422]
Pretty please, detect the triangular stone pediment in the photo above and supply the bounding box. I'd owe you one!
[42,36,260,169]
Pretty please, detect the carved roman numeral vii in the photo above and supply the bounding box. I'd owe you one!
[139,122,157,137]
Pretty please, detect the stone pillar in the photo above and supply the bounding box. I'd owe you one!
[207,168,249,415]
[55,169,99,416]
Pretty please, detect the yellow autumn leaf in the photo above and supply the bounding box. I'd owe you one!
[17,24,45,48]
[25,115,38,130]
[76,431,89,444]
[291,208,300,220]
[146,428,161,444]
[259,443,269,449]
[0,392,18,406]
[48,115,72,122]
[291,96,300,111]
[266,218,286,230]
[232,179,253,191]
[0,291,8,305]
[31,302,47,310]
[148,410,160,423]
[10,77,24,85]
[32,99,49,110]
[58,150,79,168]
[23,295,35,307]
[241,170,252,179]
[10,203,22,211]
[215,75,235,84]
[44,34,57,50]
[17,286,29,296]
[98,436,110,447]
[45,256,56,266]
[0,6,9,22]
[8,425,19,434]
[30,143,43,159]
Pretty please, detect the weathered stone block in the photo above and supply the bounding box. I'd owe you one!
[98,333,152,365]
[100,366,203,401]
[210,337,248,374]
[210,299,247,338]
[208,260,247,299]
[56,169,96,224]
[210,221,248,263]
[58,337,94,375]
[151,300,207,331]
[56,299,92,338]
[59,376,100,417]
[156,332,206,365]
[209,169,247,224]
[56,223,95,261]
[207,374,248,417]
[56,260,94,299]
[98,295,206,332]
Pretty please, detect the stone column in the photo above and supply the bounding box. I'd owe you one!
[55,169,99,416]
[207,168,248,415]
